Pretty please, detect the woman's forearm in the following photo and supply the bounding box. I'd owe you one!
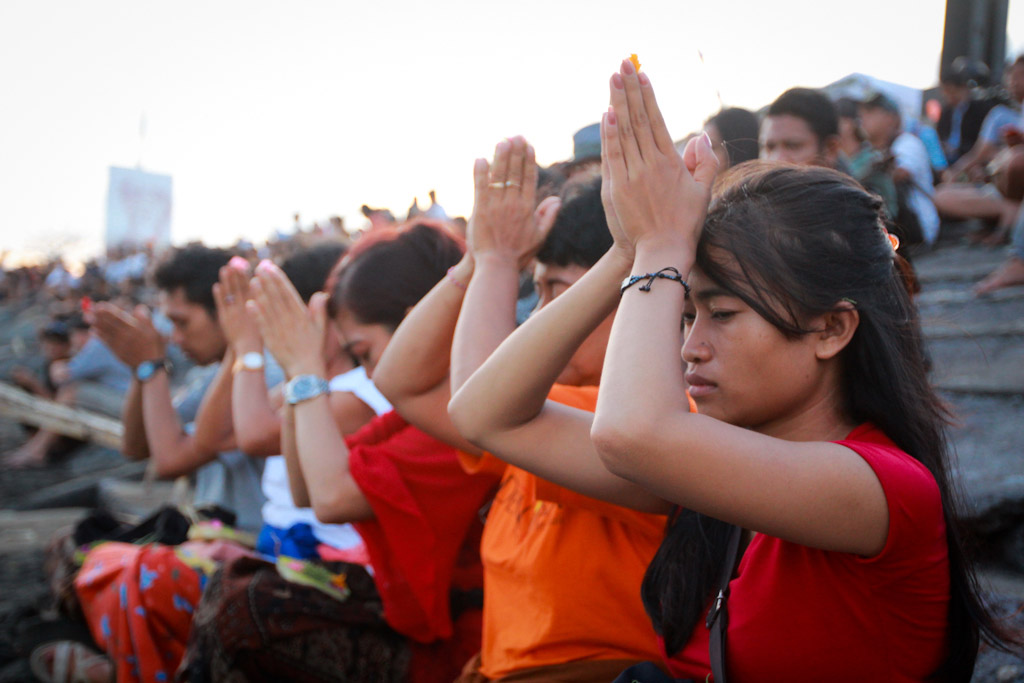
[141,371,216,478]
[593,241,693,448]
[281,404,311,507]
[449,248,665,511]
[120,379,150,460]
[231,365,282,456]
[451,249,629,438]
[292,396,374,523]
[449,252,520,394]
[192,351,238,453]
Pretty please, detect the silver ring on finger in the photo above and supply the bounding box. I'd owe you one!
[488,181,506,190]
[224,295,236,304]
[504,180,520,188]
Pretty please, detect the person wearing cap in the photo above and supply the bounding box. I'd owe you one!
[565,122,602,180]
[860,92,941,245]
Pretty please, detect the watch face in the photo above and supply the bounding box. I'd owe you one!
[136,361,156,381]
[286,375,329,404]
[136,359,170,382]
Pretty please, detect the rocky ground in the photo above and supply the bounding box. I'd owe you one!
[911,236,1024,681]
[1,228,1024,681]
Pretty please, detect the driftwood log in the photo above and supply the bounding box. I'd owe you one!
[0,381,123,450]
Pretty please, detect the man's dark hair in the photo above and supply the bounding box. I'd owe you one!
[152,244,232,316]
[705,107,760,166]
[537,164,568,201]
[834,96,860,120]
[536,177,611,269]
[280,241,348,303]
[40,320,70,344]
[766,87,839,146]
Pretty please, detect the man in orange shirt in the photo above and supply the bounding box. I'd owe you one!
[374,137,669,681]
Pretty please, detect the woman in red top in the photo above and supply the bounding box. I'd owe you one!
[450,61,1017,681]
[181,222,496,683]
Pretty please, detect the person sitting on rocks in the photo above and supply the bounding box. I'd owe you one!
[4,314,131,468]
[859,92,941,247]
[974,201,1024,294]
[935,55,1024,246]
[9,319,73,401]
[93,244,274,532]
[938,57,999,167]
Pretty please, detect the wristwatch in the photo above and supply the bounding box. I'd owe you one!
[284,374,330,405]
[136,358,172,383]
[232,351,265,374]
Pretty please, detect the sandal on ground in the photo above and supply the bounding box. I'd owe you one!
[29,641,112,683]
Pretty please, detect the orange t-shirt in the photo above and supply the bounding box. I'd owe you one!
[458,384,667,678]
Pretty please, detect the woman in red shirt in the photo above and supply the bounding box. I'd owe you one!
[450,60,1017,681]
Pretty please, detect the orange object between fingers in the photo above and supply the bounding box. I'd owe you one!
[629,54,641,73]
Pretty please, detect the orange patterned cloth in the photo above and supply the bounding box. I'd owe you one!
[74,542,207,683]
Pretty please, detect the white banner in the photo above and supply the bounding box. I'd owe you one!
[105,166,172,248]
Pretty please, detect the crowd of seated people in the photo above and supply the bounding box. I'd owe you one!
[17,55,1024,683]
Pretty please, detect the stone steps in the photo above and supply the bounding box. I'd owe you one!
[913,244,1024,578]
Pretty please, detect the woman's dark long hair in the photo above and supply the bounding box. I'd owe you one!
[642,162,1016,680]
[326,220,464,328]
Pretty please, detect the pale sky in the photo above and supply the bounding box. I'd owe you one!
[1,0,1022,264]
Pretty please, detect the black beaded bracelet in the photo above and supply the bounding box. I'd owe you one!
[620,267,690,295]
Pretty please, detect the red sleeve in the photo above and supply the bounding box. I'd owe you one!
[348,414,497,643]
[837,425,947,574]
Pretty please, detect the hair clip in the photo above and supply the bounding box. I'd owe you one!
[881,227,900,253]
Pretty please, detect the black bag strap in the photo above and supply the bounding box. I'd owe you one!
[705,524,743,683]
